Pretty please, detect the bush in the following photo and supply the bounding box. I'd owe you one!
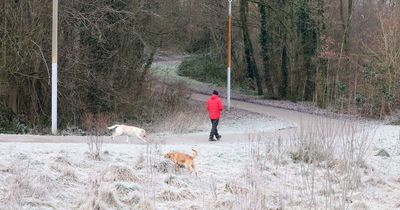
[1,0,188,132]
[0,98,28,134]
[177,52,226,85]
[83,113,110,160]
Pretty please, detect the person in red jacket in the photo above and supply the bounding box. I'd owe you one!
[207,90,223,141]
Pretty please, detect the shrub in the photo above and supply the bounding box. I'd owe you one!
[178,52,226,85]
[0,98,28,134]
[83,113,110,160]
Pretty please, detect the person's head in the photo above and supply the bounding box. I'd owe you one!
[212,90,219,96]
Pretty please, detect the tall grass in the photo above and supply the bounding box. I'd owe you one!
[242,117,375,209]
[5,160,48,209]
[155,101,208,134]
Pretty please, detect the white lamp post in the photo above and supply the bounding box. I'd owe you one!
[227,0,232,111]
[51,0,58,135]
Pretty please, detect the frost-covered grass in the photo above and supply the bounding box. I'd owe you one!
[0,121,399,210]
[155,105,293,136]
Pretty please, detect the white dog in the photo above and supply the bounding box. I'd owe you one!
[107,124,147,143]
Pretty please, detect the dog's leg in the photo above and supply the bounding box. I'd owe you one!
[112,130,122,141]
[186,164,192,173]
[192,164,198,176]
[175,163,180,173]
[136,134,147,143]
[126,136,129,143]
[187,163,197,176]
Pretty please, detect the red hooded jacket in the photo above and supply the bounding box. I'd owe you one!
[207,94,223,119]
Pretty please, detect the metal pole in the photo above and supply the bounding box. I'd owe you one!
[227,0,232,111]
[51,0,58,135]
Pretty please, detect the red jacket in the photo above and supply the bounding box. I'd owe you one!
[207,94,223,119]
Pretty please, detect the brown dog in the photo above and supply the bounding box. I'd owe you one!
[164,149,198,176]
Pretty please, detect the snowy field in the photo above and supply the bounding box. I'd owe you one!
[0,120,399,210]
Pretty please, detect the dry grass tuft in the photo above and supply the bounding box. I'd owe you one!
[187,204,202,210]
[229,168,272,210]
[54,155,72,166]
[16,153,28,160]
[50,162,77,183]
[213,195,236,209]
[153,159,175,173]
[224,181,249,195]
[164,175,188,188]
[156,102,208,134]
[114,182,141,195]
[98,184,121,207]
[289,146,329,163]
[102,164,138,182]
[5,161,48,208]
[120,192,141,205]
[158,188,195,201]
[350,201,369,210]
[132,200,154,210]
[59,166,77,182]
[113,182,142,205]
[134,152,145,170]
[78,179,123,210]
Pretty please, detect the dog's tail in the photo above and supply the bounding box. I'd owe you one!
[107,125,119,130]
[192,149,198,159]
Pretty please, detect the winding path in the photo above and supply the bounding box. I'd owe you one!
[0,92,349,145]
[0,56,359,144]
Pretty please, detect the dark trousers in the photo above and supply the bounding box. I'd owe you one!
[209,119,220,139]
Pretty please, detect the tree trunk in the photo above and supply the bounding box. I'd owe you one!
[340,0,353,55]
[304,59,315,101]
[315,0,328,108]
[240,0,263,95]
[280,45,288,98]
[8,88,18,114]
[316,59,328,108]
[258,0,274,97]
[297,0,317,101]
[338,0,354,111]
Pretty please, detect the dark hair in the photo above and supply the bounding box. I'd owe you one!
[212,90,219,95]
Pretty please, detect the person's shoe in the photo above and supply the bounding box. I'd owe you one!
[216,135,222,140]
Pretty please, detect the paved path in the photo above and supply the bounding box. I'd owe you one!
[0,93,351,145]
